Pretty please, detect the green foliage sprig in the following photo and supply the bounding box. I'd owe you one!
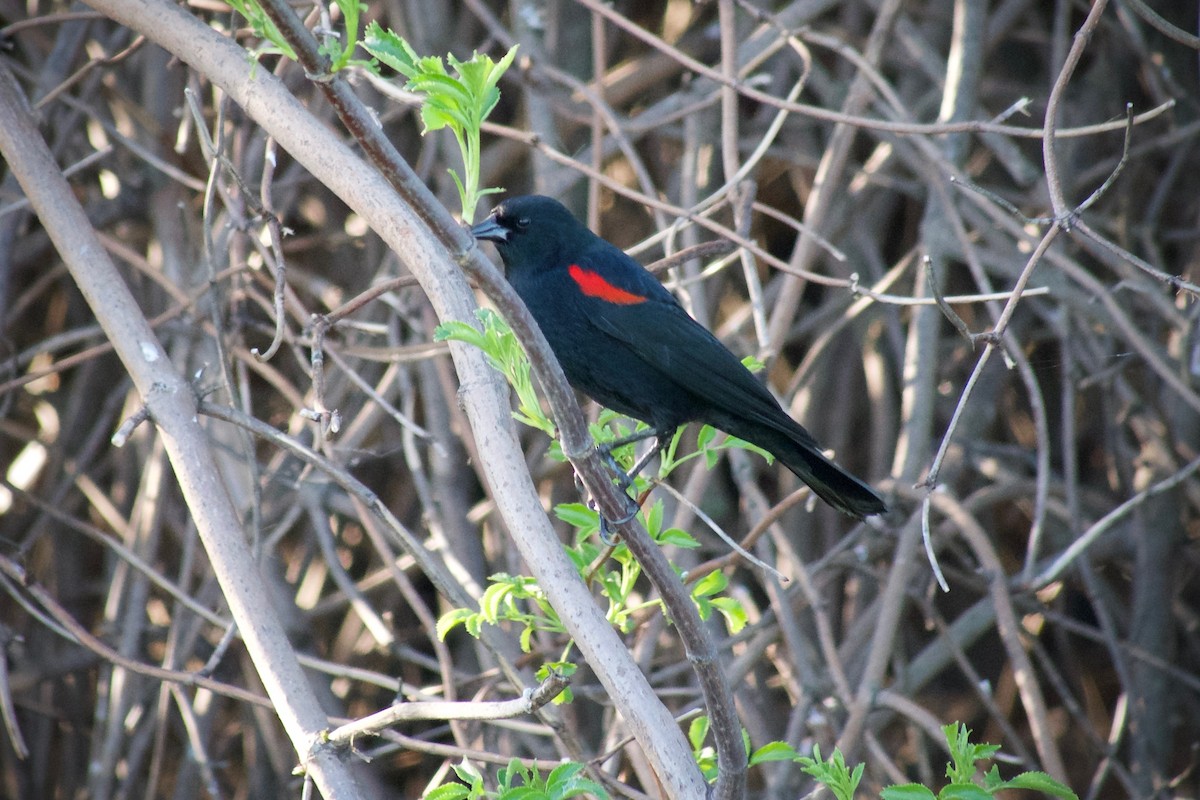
[435,310,750,653]
[362,26,516,223]
[437,494,745,649]
[425,757,607,800]
[881,724,1078,800]
[226,0,370,71]
[223,3,509,221]
[797,744,865,800]
[436,312,770,479]
[435,309,553,435]
[224,0,294,60]
[686,720,1079,798]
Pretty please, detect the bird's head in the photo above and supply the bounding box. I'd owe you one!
[470,195,588,273]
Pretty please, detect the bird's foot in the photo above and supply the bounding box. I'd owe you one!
[575,447,638,544]
[597,495,640,545]
[589,428,669,543]
[597,443,635,492]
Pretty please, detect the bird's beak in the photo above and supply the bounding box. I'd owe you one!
[470,214,508,243]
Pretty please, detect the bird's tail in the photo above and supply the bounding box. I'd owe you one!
[717,418,887,519]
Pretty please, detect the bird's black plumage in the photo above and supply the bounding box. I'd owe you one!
[471,195,886,519]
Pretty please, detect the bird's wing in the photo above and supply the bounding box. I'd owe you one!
[567,240,680,305]
[589,296,817,445]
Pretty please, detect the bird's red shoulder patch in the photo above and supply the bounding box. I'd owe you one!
[567,264,646,305]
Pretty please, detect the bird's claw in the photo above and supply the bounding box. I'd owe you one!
[597,496,640,545]
[597,443,634,492]
[592,433,662,543]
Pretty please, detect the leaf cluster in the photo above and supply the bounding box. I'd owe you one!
[882,724,1078,800]
[226,0,369,71]
[426,758,607,800]
[436,310,554,435]
[436,496,747,655]
[788,724,1079,800]
[362,26,516,222]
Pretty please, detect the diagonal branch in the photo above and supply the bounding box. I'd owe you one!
[250,1,744,795]
[0,62,365,799]
[75,0,725,795]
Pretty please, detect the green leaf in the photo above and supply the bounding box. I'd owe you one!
[446,167,469,213]
[688,716,719,782]
[797,745,864,800]
[551,777,607,800]
[643,499,663,537]
[419,102,465,135]
[450,54,492,100]
[433,320,486,347]
[696,424,720,468]
[937,784,993,800]
[687,716,710,750]
[499,789,547,800]
[537,661,575,679]
[484,45,518,107]
[942,723,999,784]
[691,569,728,598]
[554,503,599,530]
[328,0,364,70]
[741,354,766,373]
[408,69,469,95]
[436,608,475,640]
[423,783,471,800]
[563,543,594,570]
[721,435,774,463]
[363,35,515,221]
[657,527,699,549]
[361,23,419,77]
[438,311,555,434]
[748,740,799,765]
[226,0,296,59]
[881,784,938,800]
[415,54,449,77]
[993,772,1079,799]
[545,762,584,791]
[497,757,531,790]
[479,577,518,622]
[711,596,748,634]
[451,758,485,788]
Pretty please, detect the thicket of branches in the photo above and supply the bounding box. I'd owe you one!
[1,0,1198,798]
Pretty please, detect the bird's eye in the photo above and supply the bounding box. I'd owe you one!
[516,217,530,230]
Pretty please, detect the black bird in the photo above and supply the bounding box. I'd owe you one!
[471,195,886,519]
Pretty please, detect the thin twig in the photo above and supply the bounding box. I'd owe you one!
[324,672,570,747]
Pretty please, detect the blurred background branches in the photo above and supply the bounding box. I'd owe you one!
[0,0,1198,798]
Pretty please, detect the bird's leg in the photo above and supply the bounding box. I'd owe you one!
[596,429,672,544]
[625,434,667,484]
[597,426,662,491]
[597,506,637,545]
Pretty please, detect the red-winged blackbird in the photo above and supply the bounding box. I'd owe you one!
[471,195,886,519]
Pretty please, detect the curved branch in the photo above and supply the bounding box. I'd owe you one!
[75,0,713,794]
